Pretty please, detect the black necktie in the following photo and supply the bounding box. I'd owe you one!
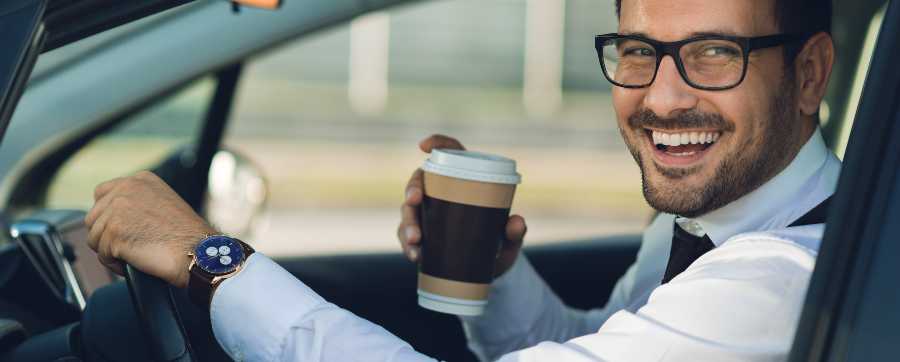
[661,222,714,284]
[660,196,833,284]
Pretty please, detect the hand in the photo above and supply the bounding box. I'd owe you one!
[397,134,527,278]
[85,171,217,288]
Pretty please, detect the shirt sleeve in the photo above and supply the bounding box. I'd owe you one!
[458,254,622,361]
[210,253,438,362]
[493,236,817,362]
[460,214,675,361]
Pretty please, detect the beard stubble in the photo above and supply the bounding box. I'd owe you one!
[623,80,802,218]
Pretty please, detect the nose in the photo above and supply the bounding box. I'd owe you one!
[642,56,699,118]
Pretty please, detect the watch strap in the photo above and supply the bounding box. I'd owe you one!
[188,267,215,308]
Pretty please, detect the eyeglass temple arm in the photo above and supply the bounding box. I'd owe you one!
[748,34,805,51]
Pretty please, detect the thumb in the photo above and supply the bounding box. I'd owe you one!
[503,214,527,250]
[495,215,526,277]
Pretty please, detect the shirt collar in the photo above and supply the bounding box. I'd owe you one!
[687,128,831,246]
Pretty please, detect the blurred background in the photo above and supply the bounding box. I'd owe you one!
[44,0,654,256]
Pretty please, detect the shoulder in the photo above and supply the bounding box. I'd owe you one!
[636,227,822,347]
[663,226,821,294]
[710,223,825,268]
[657,225,823,313]
[670,225,824,287]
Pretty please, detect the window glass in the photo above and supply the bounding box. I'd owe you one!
[226,0,650,257]
[46,77,215,208]
[833,4,887,158]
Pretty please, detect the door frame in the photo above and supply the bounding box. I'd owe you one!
[790,0,900,359]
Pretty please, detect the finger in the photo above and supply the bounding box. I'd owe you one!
[505,215,527,242]
[98,253,125,276]
[87,209,113,252]
[418,134,466,153]
[93,177,123,201]
[85,193,115,227]
[496,215,526,267]
[134,170,161,181]
[404,169,424,205]
[503,214,527,250]
[395,223,421,262]
[399,203,421,243]
[98,220,121,261]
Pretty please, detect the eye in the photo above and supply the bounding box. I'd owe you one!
[700,46,740,57]
[623,47,654,57]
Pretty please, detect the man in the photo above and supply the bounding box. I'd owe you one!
[86,0,837,360]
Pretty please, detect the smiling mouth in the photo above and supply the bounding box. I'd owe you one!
[644,128,722,165]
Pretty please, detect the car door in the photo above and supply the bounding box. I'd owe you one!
[790,0,900,360]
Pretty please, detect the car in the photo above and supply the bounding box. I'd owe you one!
[0,0,897,361]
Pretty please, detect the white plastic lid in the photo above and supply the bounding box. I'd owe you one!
[423,149,521,185]
[417,290,486,316]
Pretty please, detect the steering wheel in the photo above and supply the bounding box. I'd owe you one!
[124,264,196,362]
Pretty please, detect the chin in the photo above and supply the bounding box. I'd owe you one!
[641,163,716,217]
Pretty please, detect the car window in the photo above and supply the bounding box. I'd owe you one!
[832,3,887,158]
[45,77,215,209]
[225,0,650,257]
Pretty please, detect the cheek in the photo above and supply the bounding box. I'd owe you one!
[719,70,783,139]
[612,87,643,127]
[708,92,767,140]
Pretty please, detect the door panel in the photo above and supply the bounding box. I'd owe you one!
[275,234,641,361]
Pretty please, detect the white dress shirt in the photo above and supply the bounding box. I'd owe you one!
[210,128,841,361]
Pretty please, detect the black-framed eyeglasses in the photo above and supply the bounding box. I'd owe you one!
[594,33,803,91]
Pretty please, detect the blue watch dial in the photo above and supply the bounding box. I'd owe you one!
[194,236,245,275]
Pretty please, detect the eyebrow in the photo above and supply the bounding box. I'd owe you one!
[619,29,743,39]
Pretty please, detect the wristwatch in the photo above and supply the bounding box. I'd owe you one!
[186,235,255,308]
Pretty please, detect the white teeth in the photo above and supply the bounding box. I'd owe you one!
[651,130,721,146]
[667,134,679,146]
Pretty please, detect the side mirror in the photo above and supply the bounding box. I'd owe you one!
[205,148,269,238]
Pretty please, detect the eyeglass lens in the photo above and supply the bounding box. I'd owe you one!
[600,38,746,88]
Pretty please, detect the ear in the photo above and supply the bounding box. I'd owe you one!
[794,32,835,116]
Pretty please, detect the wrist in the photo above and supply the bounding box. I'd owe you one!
[174,224,219,288]
[184,235,255,309]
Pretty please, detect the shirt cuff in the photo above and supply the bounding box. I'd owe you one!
[210,253,327,361]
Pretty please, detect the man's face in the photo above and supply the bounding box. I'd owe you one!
[614,0,809,217]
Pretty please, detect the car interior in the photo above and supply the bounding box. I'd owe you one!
[0,0,898,361]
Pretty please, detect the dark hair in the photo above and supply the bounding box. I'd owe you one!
[613,0,832,66]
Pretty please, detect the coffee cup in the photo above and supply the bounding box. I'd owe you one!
[417,149,521,316]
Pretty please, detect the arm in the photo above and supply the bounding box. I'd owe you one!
[494,235,817,362]
[211,253,437,362]
[460,248,647,361]
[394,135,675,360]
[83,172,437,362]
[461,213,675,361]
